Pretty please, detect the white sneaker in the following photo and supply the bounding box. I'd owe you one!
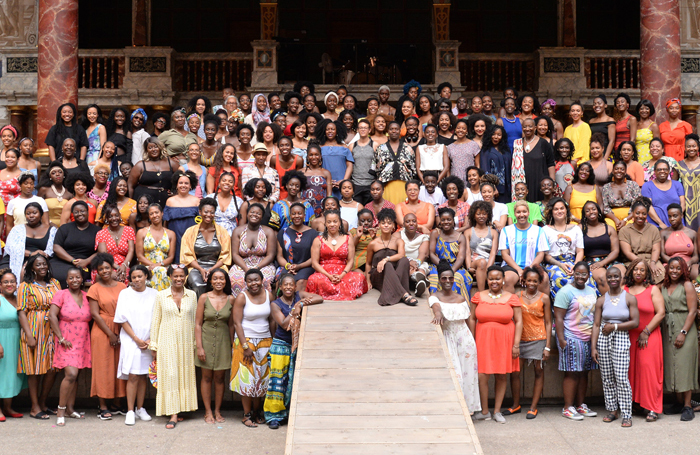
[135,407,152,421]
[562,406,584,420]
[125,410,135,426]
[493,412,506,424]
[576,403,598,417]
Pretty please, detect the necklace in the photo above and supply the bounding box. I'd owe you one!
[52,184,66,202]
[341,198,354,204]
[524,136,537,152]
[524,290,539,300]
[609,291,622,306]
[381,237,390,249]
[488,291,502,300]
[328,234,341,246]
[503,116,516,124]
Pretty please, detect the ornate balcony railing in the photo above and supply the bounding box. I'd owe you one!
[459,54,537,92]
[585,51,640,90]
[173,53,253,92]
[78,50,124,89]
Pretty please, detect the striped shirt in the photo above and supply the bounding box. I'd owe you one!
[498,224,549,269]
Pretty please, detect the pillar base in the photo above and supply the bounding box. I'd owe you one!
[249,40,279,91]
[434,40,461,86]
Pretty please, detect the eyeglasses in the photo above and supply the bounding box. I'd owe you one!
[95,171,109,176]
[171,264,186,269]
[154,119,166,124]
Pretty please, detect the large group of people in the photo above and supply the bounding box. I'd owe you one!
[0,84,699,430]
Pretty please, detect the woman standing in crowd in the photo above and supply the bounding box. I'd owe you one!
[511,118,556,202]
[263,274,322,429]
[564,162,603,225]
[182,143,207,197]
[4,203,56,285]
[290,121,308,163]
[416,124,449,184]
[49,267,91,426]
[231,268,274,427]
[270,136,303,200]
[635,100,659,165]
[90,162,111,203]
[113,265,156,425]
[88,253,127,419]
[164,171,200,261]
[542,198,586,298]
[624,259,665,422]
[372,121,417,205]
[0,269,24,421]
[135,203,175,291]
[480,180,508,230]
[8,172,48,231]
[469,265,522,423]
[338,180,362,231]
[92,143,118,182]
[591,266,639,427]
[612,93,637,150]
[18,137,41,184]
[553,138,576,194]
[554,261,599,420]
[229,203,277,297]
[0,124,17,160]
[563,102,591,165]
[479,125,511,203]
[0,148,22,208]
[96,205,135,283]
[618,201,666,284]
[59,172,96,225]
[318,119,353,199]
[18,255,60,419]
[396,180,434,235]
[677,134,700,230]
[96,176,135,227]
[46,103,88,162]
[208,172,243,235]
[51,201,99,287]
[589,95,616,160]
[505,267,550,419]
[180,198,232,298]
[464,201,498,292]
[37,162,71,226]
[463,167,483,206]
[661,257,699,421]
[307,209,367,300]
[497,98,521,152]
[446,119,479,183]
[277,203,317,292]
[241,143,280,203]
[365,180,395,226]
[129,137,180,208]
[207,143,242,199]
[105,108,133,161]
[614,142,644,187]
[643,138,678,182]
[659,98,693,162]
[581,201,622,294]
[195,269,234,424]
[150,265,199,429]
[642,160,685,229]
[302,142,331,217]
[273,171,315,232]
[438,176,470,231]
[429,261,480,416]
[602,161,641,230]
[58,139,90,180]
[349,119,375,205]
[365,209,414,306]
[235,124,256,172]
[340,110,358,145]
[661,204,699,278]
[428,207,471,297]
[540,99,564,139]
[238,178,280,230]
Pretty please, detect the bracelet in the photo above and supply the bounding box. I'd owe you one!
[614,323,618,332]
[643,327,651,336]
[284,263,290,270]
[544,347,551,352]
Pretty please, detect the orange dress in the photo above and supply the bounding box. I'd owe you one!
[659,120,693,162]
[87,282,127,398]
[398,201,432,228]
[471,292,521,374]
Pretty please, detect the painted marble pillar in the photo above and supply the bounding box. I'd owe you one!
[37,0,78,150]
[640,0,681,123]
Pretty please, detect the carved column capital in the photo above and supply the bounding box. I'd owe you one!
[260,3,278,41]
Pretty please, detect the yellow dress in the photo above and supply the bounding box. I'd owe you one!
[635,126,655,165]
[95,198,136,226]
[149,288,199,416]
[143,228,171,291]
[564,123,592,164]
[570,186,615,227]
[45,198,67,226]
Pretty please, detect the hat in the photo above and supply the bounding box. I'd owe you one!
[253,143,269,155]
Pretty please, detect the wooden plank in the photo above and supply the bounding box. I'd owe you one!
[301,349,445,360]
[284,301,308,455]
[294,415,469,430]
[302,331,438,350]
[306,315,430,324]
[301,356,447,370]
[296,377,455,392]
[295,389,458,403]
[300,368,452,382]
[291,443,478,455]
[292,428,473,445]
[295,401,464,416]
[304,321,434,332]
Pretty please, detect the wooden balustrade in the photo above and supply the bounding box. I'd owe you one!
[78,54,123,89]
[174,54,253,92]
[585,52,640,90]
[460,55,536,92]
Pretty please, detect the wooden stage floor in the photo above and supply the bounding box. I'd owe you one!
[285,289,483,455]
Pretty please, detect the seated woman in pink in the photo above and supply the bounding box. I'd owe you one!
[306,209,367,300]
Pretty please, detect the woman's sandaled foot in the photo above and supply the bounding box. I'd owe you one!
[204,413,215,424]
[646,411,658,422]
[402,293,418,306]
[603,412,618,423]
[56,406,66,426]
[621,417,632,427]
[254,410,265,425]
[166,419,177,429]
[215,413,225,423]
[242,412,257,428]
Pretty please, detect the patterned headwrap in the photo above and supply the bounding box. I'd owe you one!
[187,113,201,123]
[251,93,271,127]
[666,98,682,108]
[0,124,18,138]
[131,108,147,122]
[541,99,557,109]
[403,80,422,95]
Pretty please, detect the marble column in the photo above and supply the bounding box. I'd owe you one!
[683,105,698,131]
[558,0,576,47]
[640,0,681,123]
[132,0,150,46]
[8,106,28,139]
[37,0,79,151]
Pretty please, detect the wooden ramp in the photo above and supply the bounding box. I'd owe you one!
[285,289,483,455]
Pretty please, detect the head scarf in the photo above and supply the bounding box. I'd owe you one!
[131,108,148,122]
[403,80,422,95]
[324,92,339,106]
[1,124,18,138]
[541,99,556,109]
[251,93,271,127]
[666,98,682,108]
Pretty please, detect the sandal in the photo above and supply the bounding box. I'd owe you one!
[603,413,618,423]
[44,408,57,416]
[621,417,632,427]
[68,411,84,419]
[402,293,418,306]
[98,409,113,420]
[29,411,50,420]
[242,412,257,428]
[56,405,66,427]
[254,409,265,425]
[166,420,177,429]
[646,411,658,422]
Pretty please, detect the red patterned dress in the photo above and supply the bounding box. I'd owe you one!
[93,226,135,282]
[0,177,20,208]
[306,236,368,300]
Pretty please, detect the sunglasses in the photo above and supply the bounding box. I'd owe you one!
[171,264,186,269]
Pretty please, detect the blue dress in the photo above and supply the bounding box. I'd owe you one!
[182,163,207,197]
[276,227,317,280]
[641,180,685,227]
[428,237,473,297]
[321,145,355,199]
[163,205,199,262]
[501,117,522,152]
[272,200,315,232]
[480,146,512,203]
[0,296,27,398]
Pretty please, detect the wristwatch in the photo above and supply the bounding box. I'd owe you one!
[681,329,688,335]
[242,342,250,350]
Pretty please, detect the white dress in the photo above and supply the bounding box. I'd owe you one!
[429,295,481,413]
[113,286,157,379]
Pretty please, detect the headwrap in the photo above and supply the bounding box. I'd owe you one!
[186,113,201,123]
[251,93,271,127]
[324,92,339,105]
[666,98,682,108]
[403,80,422,95]
[271,110,287,122]
[541,99,556,109]
[1,124,18,138]
[19,137,34,146]
[131,108,148,122]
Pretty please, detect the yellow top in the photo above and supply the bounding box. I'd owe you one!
[179,222,232,268]
[564,122,592,164]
